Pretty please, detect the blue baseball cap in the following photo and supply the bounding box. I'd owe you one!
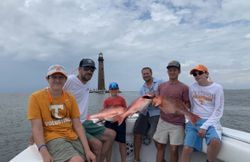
[109,82,119,90]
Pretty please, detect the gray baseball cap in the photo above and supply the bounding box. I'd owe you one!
[167,60,181,70]
[79,58,96,69]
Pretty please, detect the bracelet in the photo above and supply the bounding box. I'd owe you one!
[38,144,47,152]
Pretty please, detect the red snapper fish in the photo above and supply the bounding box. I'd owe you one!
[86,106,126,123]
[152,96,200,125]
[115,94,154,125]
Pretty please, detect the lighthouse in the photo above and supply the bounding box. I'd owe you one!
[98,52,106,91]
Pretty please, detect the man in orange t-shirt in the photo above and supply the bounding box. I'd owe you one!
[27,64,96,162]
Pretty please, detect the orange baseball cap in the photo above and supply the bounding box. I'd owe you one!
[190,64,208,74]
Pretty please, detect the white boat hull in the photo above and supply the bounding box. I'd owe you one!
[10,116,250,162]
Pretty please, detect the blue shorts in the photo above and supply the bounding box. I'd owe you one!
[184,119,221,151]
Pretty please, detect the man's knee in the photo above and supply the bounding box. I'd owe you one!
[170,145,179,153]
[155,142,165,150]
[209,138,221,148]
[182,146,193,155]
[89,138,103,153]
[69,155,85,162]
[105,128,116,139]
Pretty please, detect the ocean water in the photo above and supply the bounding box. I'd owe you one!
[1,90,250,162]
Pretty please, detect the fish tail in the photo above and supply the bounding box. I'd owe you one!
[190,114,200,125]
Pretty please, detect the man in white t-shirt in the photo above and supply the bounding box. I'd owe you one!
[64,58,116,162]
[181,64,224,162]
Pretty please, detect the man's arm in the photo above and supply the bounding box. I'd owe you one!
[72,118,96,162]
[31,119,53,162]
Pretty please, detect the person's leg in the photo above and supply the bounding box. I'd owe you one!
[104,121,117,162]
[83,119,118,162]
[68,156,84,162]
[134,133,142,161]
[180,146,193,162]
[99,128,116,162]
[207,139,221,162]
[105,144,112,162]
[47,138,86,162]
[143,115,160,145]
[181,121,202,162]
[155,141,166,162]
[88,137,102,162]
[153,118,169,162]
[205,125,222,162]
[168,123,184,162]
[133,114,148,161]
[118,142,126,162]
[169,145,179,162]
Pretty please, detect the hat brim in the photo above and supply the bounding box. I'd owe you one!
[47,72,67,78]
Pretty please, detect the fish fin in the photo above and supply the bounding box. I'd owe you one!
[190,114,200,125]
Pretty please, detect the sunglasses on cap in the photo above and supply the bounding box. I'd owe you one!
[192,71,204,77]
[82,66,95,72]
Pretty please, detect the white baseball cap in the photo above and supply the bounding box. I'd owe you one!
[47,64,67,78]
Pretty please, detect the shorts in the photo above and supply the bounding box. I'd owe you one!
[82,120,105,140]
[153,118,184,145]
[133,113,159,138]
[105,121,126,143]
[47,138,86,162]
[183,119,222,151]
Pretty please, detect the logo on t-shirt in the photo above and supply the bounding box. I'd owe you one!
[49,104,66,119]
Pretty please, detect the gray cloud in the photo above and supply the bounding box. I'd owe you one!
[0,0,250,92]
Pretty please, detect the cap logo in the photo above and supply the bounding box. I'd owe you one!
[55,66,61,71]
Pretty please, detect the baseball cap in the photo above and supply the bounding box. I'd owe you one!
[109,82,119,90]
[47,64,67,78]
[167,60,181,70]
[79,58,96,69]
[190,64,209,74]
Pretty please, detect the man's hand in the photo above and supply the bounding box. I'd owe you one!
[198,128,206,138]
[40,148,53,162]
[85,150,96,162]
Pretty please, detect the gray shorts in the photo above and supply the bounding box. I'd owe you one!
[47,138,86,162]
[153,118,184,145]
[133,113,159,138]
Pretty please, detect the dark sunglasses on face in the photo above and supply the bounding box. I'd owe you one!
[49,75,66,80]
[83,66,95,72]
[192,71,204,77]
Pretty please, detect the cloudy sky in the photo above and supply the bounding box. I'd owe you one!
[0,0,250,92]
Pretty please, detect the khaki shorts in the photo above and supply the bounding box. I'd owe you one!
[47,138,86,162]
[153,118,184,145]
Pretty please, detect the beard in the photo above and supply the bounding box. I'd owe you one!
[143,76,152,82]
[80,73,93,82]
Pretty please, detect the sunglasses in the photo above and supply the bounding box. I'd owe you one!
[49,75,66,80]
[83,66,95,72]
[192,71,204,77]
